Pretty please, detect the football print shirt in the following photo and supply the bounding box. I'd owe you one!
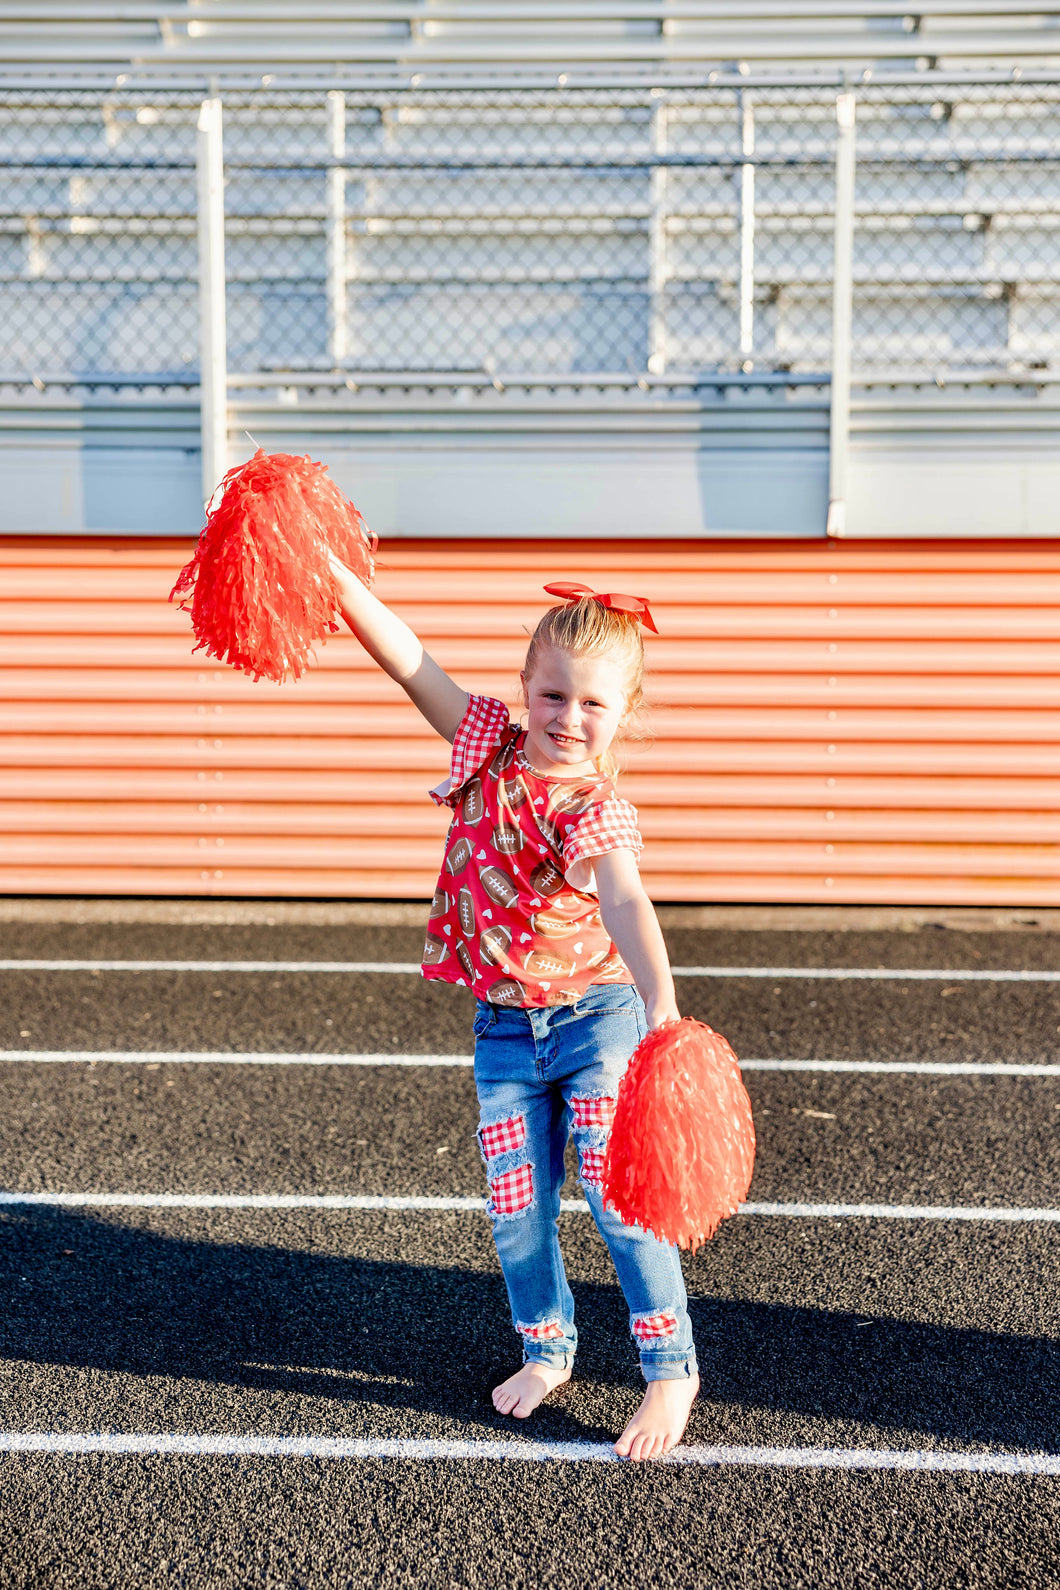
[422,694,643,1008]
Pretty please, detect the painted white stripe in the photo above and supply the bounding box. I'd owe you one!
[0,1051,475,1067]
[4,1190,1060,1222]
[673,966,1060,983]
[0,1431,1057,1474]
[1,960,1056,983]
[1,1051,1057,1078]
[0,1192,502,1211]
[738,1060,1060,1076]
[0,960,422,974]
[741,1202,1060,1222]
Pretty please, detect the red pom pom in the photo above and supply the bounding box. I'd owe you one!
[602,1017,755,1251]
[170,449,375,682]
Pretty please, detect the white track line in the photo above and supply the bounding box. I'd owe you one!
[4,1191,1060,1221]
[2,1051,1058,1077]
[1,960,1057,981]
[0,1050,475,1066]
[739,1060,1060,1076]
[0,1431,1057,1473]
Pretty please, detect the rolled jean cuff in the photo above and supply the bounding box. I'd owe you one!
[640,1351,699,1383]
[522,1346,574,1371]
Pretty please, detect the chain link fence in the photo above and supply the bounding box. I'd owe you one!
[2,78,1060,394]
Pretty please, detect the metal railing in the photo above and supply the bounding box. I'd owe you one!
[3,75,1060,526]
[8,2,1060,67]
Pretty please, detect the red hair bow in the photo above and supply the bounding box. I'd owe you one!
[543,580,659,635]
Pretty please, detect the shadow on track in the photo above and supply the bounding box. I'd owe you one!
[2,1206,1059,1451]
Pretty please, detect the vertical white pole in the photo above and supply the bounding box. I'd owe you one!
[738,92,755,365]
[326,89,348,363]
[827,90,856,538]
[196,96,228,505]
[647,95,669,374]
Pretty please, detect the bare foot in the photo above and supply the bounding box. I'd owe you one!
[492,1362,571,1419]
[613,1373,700,1461]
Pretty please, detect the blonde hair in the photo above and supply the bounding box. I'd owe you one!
[522,596,647,780]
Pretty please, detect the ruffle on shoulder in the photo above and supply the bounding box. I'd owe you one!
[562,796,643,892]
[429,693,514,808]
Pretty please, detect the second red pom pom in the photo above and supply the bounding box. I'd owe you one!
[602,1017,756,1252]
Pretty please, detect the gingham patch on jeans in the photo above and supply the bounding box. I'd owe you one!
[632,1311,679,1341]
[479,1115,526,1159]
[517,1319,564,1341]
[578,1147,606,1187]
[488,1162,534,1216]
[570,1095,616,1131]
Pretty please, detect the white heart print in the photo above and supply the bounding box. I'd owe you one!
[443,924,452,936]
[483,909,493,920]
[476,849,487,860]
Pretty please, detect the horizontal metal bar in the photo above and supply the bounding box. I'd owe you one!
[2,154,839,171]
[12,32,1060,61]
[224,367,831,386]
[5,69,1060,92]
[11,367,1060,392]
[7,2,1060,21]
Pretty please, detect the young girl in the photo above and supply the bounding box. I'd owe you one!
[330,559,699,1462]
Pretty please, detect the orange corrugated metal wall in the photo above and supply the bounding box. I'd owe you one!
[2,535,1059,904]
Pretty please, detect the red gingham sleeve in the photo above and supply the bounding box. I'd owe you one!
[562,797,643,887]
[429,694,512,808]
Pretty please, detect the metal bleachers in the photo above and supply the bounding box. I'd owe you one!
[4,75,1060,395]
[4,3,1060,70]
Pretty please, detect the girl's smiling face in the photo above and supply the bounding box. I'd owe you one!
[520,646,629,777]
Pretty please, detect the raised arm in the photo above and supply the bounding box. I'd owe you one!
[329,554,469,743]
[593,849,681,1032]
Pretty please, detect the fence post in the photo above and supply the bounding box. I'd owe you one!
[326,89,348,363]
[827,90,856,538]
[196,96,228,505]
[647,92,669,374]
[738,91,755,366]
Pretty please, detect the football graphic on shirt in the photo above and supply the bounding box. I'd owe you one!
[492,823,524,855]
[547,785,595,817]
[445,835,473,875]
[532,814,562,853]
[480,924,513,965]
[488,977,524,1006]
[594,952,628,980]
[549,893,588,919]
[422,933,450,965]
[499,777,527,810]
[524,947,576,979]
[530,910,579,939]
[429,888,450,920]
[462,777,485,825]
[457,886,476,938]
[480,864,519,909]
[489,739,516,777]
[530,858,565,897]
[455,939,475,980]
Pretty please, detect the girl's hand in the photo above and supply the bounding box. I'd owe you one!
[646,1005,681,1032]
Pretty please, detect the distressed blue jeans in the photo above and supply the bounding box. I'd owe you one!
[472,983,698,1383]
